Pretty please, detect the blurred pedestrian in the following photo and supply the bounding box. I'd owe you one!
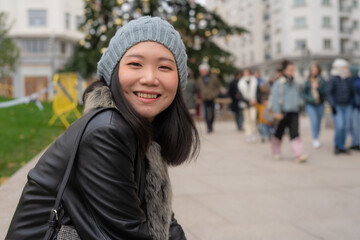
[257,95,273,142]
[349,64,360,151]
[254,70,270,104]
[254,70,264,90]
[183,68,199,117]
[303,63,327,148]
[270,60,307,163]
[6,16,199,240]
[228,70,246,131]
[269,68,283,87]
[326,58,360,154]
[238,69,258,142]
[197,62,220,133]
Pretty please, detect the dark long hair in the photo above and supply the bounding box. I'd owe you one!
[281,60,293,72]
[152,84,200,166]
[83,64,199,166]
[309,63,322,79]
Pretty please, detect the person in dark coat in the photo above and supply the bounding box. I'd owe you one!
[6,16,199,240]
[326,58,360,154]
[349,64,360,151]
[228,70,246,130]
[196,62,221,133]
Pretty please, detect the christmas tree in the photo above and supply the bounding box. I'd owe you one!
[65,0,247,83]
[0,12,20,82]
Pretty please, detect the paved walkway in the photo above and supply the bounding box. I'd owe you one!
[1,115,360,239]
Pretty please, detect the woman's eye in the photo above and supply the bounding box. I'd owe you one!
[160,66,172,70]
[128,62,141,67]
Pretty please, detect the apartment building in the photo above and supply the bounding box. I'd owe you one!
[207,0,360,81]
[0,0,84,99]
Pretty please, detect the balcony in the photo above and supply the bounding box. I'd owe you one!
[341,47,353,56]
[263,34,270,41]
[339,4,352,13]
[340,26,352,38]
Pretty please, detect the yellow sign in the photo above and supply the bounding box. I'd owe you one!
[49,73,81,128]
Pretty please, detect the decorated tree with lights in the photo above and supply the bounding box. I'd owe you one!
[0,12,20,87]
[65,0,246,82]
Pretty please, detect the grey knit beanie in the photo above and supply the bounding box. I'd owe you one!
[97,16,188,89]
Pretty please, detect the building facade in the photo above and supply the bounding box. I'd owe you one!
[207,0,360,82]
[0,0,84,99]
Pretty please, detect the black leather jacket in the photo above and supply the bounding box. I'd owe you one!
[6,109,185,239]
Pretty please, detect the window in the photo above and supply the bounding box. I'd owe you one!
[354,41,359,50]
[76,16,83,30]
[249,36,253,44]
[276,42,281,53]
[28,10,47,26]
[65,13,71,30]
[60,42,66,54]
[294,17,307,28]
[354,20,359,30]
[322,17,331,28]
[274,0,282,12]
[322,0,331,5]
[323,39,332,49]
[248,13,253,25]
[263,13,270,21]
[22,39,48,53]
[295,39,307,49]
[294,0,306,6]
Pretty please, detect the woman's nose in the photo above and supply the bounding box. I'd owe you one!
[140,67,159,86]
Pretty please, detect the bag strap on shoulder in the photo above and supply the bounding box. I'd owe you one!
[44,107,115,240]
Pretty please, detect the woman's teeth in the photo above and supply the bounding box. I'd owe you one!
[136,92,158,99]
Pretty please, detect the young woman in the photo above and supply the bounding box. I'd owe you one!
[6,16,199,240]
[303,63,327,148]
[270,60,307,163]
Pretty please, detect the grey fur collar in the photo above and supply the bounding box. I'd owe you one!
[145,142,172,240]
[84,86,172,239]
[83,86,116,114]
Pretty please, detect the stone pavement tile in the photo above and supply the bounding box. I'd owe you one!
[317,170,360,188]
[201,160,267,175]
[247,156,321,174]
[261,170,334,190]
[182,226,201,240]
[335,186,360,197]
[170,154,266,176]
[188,222,320,240]
[192,192,319,225]
[195,173,284,193]
[309,154,360,171]
[272,189,360,219]
[170,173,222,195]
[172,195,229,227]
[294,217,360,240]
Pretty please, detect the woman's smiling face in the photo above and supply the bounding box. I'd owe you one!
[118,41,179,122]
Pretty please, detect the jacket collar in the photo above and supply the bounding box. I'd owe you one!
[83,86,116,114]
